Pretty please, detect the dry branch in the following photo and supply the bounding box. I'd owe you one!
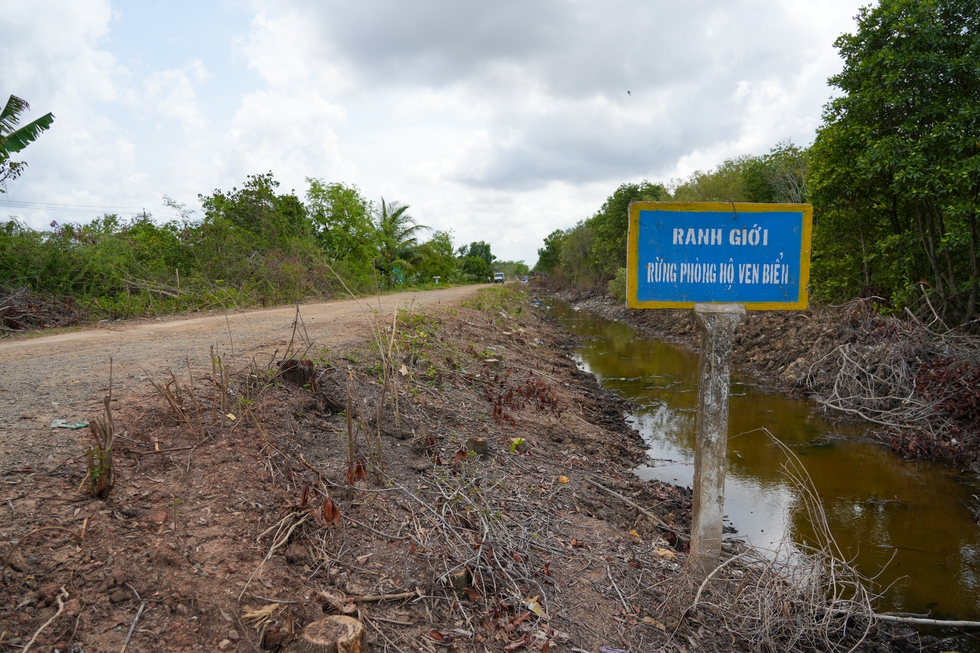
[0,286,85,334]
[587,479,688,541]
[804,298,980,455]
[21,586,67,653]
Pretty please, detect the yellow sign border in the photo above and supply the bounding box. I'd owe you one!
[626,201,813,310]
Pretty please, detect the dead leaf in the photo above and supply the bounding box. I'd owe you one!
[320,591,357,615]
[399,364,408,376]
[241,604,279,630]
[642,616,667,631]
[654,548,676,560]
[344,458,368,484]
[504,633,533,651]
[526,596,545,617]
[319,497,342,527]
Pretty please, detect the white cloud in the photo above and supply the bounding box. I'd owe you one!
[0,0,144,216]
[1,0,868,264]
[141,67,209,133]
[226,89,349,186]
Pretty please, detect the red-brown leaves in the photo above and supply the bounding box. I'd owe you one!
[480,366,561,429]
[312,496,342,528]
[344,457,367,485]
[322,497,342,527]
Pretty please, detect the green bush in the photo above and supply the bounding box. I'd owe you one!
[608,267,627,304]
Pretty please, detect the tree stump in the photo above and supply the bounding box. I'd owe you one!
[279,358,318,392]
[464,437,488,458]
[292,616,364,653]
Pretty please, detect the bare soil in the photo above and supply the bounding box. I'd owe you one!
[0,286,668,652]
[0,286,941,652]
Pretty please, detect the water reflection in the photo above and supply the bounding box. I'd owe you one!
[548,300,980,623]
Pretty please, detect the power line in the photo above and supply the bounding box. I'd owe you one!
[0,198,187,219]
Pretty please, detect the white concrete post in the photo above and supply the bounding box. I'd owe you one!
[689,303,745,576]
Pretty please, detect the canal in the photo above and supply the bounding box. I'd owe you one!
[547,299,980,633]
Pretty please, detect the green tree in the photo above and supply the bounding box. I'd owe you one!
[671,159,751,203]
[374,198,428,286]
[589,181,667,276]
[493,260,529,280]
[0,95,54,191]
[749,142,809,204]
[809,0,980,322]
[460,255,492,281]
[415,230,457,282]
[195,173,326,303]
[199,173,310,249]
[305,179,377,264]
[457,241,495,267]
[534,229,566,273]
[669,143,808,205]
[560,221,596,284]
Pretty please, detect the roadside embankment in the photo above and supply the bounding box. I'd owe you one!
[0,286,940,651]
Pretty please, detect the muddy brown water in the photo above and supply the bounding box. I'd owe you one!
[547,300,980,633]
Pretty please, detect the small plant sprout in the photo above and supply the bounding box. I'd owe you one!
[87,359,116,498]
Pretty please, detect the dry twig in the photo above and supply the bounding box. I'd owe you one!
[22,586,67,652]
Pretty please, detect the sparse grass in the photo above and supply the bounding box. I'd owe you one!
[4,325,83,340]
[460,285,528,319]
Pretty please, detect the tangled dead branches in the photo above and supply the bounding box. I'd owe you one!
[662,431,880,653]
[0,286,86,334]
[804,298,980,461]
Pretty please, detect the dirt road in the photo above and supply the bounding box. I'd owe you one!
[0,285,481,475]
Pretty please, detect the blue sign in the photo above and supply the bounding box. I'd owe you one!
[626,202,812,310]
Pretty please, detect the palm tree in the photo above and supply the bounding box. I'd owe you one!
[1,95,55,192]
[374,198,428,285]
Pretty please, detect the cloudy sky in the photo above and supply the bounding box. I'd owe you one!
[1,0,867,265]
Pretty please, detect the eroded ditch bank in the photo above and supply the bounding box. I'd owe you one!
[552,286,980,478]
[538,285,980,648]
[0,287,946,652]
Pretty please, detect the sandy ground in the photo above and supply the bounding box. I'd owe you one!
[0,285,481,476]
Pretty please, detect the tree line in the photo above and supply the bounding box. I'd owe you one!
[0,172,526,317]
[537,0,980,326]
[534,143,808,296]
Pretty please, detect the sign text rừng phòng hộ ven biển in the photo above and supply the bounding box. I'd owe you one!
[626,203,813,310]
